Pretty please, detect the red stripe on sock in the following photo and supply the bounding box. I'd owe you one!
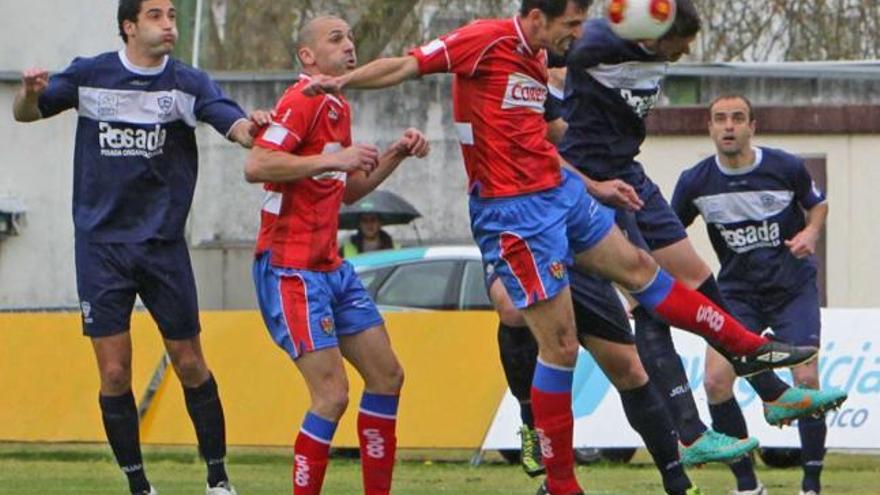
[654,280,767,355]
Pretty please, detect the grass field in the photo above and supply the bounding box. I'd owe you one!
[0,443,878,495]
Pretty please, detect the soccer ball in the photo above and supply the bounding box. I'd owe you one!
[607,0,677,40]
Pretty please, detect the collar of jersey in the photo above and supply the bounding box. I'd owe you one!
[117,49,169,76]
[715,146,763,176]
[513,16,535,56]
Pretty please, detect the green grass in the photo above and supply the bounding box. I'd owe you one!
[0,443,878,494]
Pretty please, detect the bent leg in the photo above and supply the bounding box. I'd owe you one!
[574,226,767,356]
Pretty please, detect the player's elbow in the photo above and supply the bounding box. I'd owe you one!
[243,154,267,183]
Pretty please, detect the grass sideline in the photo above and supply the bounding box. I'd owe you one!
[0,443,878,494]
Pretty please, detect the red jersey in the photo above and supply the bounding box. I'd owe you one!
[253,75,351,271]
[410,17,561,198]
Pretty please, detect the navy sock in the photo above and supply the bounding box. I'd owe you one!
[99,391,150,494]
[183,374,229,487]
[620,382,692,495]
[498,322,538,427]
[709,398,758,491]
[697,277,788,402]
[799,414,827,493]
[633,307,707,444]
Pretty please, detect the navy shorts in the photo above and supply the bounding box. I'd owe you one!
[622,168,688,251]
[485,267,634,345]
[75,237,200,340]
[570,269,635,345]
[722,283,822,347]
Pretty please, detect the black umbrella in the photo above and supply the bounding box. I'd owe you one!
[338,190,421,230]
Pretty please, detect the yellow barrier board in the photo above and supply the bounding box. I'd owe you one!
[0,310,505,448]
[0,312,167,442]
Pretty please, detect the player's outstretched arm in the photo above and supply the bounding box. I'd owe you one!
[343,128,429,204]
[13,68,49,122]
[304,56,421,95]
[244,143,379,184]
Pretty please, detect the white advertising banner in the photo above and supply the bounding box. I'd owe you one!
[482,309,880,450]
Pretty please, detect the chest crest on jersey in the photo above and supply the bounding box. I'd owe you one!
[98,92,119,118]
[157,95,174,117]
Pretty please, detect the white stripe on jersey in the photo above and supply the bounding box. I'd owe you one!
[693,190,795,224]
[262,191,282,215]
[262,123,292,146]
[587,62,667,91]
[78,87,198,127]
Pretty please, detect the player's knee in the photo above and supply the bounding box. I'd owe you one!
[316,388,350,420]
[100,363,132,393]
[621,249,660,291]
[607,356,648,391]
[703,369,735,402]
[541,337,580,367]
[171,354,209,387]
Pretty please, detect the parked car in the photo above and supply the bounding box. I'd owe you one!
[348,245,492,311]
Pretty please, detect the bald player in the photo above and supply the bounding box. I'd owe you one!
[245,15,429,495]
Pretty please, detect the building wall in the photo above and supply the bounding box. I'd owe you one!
[0,1,119,71]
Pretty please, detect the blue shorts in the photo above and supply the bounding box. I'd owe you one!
[622,168,688,251]
[723,283,821,347]
[252,252,384,360]
[470,169,615,309]
[74,237,200,339]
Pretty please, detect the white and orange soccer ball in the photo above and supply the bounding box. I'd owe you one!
[607,0,677,40]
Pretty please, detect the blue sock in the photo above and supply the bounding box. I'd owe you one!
[533,358,573,393]
[620,382,692,495]
[799,414,827,493]
[633,307,707,445]
[302,411,338,444]
[709,398,758,491]
[360,392,400,418]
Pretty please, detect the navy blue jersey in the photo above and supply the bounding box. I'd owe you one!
[38,50,247,242]
[671,147,826,294]
[544,84,564,122]
[557,19,666,179]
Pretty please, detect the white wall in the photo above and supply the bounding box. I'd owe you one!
[1,0,119,71]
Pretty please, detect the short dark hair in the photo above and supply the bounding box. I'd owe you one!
[661,0,701,40]
[520,0,592,20]
[709,94,755,122]
[118,0,149,43]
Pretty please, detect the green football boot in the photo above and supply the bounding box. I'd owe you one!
[764,386,848,427]
[519,424,546,477]
[679,430,759,467]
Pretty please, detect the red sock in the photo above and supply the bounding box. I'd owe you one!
[293,430,331,495]
[358,410,397,495]
[531,386,582,495]
[655,280,768,355]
